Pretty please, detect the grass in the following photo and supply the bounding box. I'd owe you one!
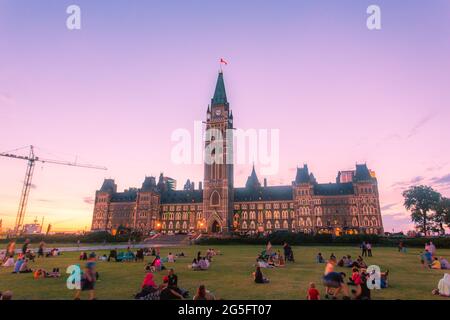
[1,245,449,300]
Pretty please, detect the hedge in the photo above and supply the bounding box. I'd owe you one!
[0,231,142,245]
[195,233,450,248]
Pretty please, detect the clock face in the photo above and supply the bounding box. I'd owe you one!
[215,109,221,116]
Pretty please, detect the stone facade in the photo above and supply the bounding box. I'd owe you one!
[91,72,384,236]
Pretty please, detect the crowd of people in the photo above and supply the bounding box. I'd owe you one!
[1,239,450,300]
[135,248,221,300]
[420,241,449,270]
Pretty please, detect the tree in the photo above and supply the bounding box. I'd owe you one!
[434,197,450,235]
[402,185,441,235]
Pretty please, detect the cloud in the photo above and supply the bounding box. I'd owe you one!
[431,174,450,186]
[380,203,397,211]
[36,198,53,203]
[391,176,425,189]
[377,113,436,147]
[83,197,95,205]
[407,113,435,139]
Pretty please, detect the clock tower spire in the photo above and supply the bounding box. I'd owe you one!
[203,71,234,233]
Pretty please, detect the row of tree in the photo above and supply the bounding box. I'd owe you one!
[403,185,450,235]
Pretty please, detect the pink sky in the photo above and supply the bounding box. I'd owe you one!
[1,1,450,232]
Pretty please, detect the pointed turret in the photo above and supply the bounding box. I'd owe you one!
[245,164,261,189]
[211,72,228,106]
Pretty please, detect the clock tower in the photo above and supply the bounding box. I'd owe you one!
[203,71,234,233]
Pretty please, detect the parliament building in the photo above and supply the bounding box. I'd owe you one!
[91,72,384,236]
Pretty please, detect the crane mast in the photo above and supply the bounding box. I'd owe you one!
[0,145,107,235]
[14,146,36,234]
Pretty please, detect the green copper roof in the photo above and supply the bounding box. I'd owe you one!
[212,72,228,105]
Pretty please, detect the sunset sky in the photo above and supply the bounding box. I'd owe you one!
[1,0,450,232]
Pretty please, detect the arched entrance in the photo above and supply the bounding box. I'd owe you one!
[211,220,221,233]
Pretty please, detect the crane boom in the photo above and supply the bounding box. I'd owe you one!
[0,145,107,235]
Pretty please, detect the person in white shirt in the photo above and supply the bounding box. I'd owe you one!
[2,256,14,267]
[167,253,175,263]
[366,243,373,257]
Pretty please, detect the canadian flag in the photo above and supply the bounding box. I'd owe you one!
[220,58,228,65]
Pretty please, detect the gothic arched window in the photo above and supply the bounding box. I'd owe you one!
[210,191,220,206]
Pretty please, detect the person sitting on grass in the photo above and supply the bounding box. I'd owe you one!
[135,272,159,299]
[253,266,269,284]
[307,282,320,300]
[348,267,360,286]
[12,256,25,274]
[316,253,325,264]
[18,259,32,273]
[165,268,189,298]
[329,253,336,262]
[348,267,362,297]
[439,257,449,270]
[267,255,276,268]
[322,259,350,300]
[167,252,176,263]
[135,249,144,262]
[193,285,215,300]
[107,249,117,262]
[337,256,347,267]
[256,258,271,269]
[190,258,200,270]
[431,257,442,269]
[0,291,13,300]
[160,279,184,300]
[353,256,367,269]
[25,250,35,262]
[34,268,47,279]
[277,252,286,267]
[432,273,450,297]
[2,255,15,267]
[147,256,164,272]
[201,257,210,270]
[344,255,353,268]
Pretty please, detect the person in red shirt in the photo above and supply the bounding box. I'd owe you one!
[307,282,320,300]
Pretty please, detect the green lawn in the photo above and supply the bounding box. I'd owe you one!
[1,245,449,300]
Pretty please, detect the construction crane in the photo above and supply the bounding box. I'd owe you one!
[0,145,107,235]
